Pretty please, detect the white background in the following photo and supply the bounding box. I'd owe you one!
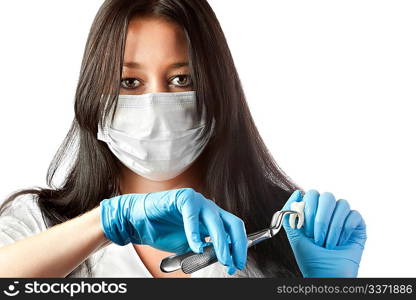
[0,0,415,277]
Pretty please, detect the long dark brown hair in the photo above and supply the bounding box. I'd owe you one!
[0,0,303,277]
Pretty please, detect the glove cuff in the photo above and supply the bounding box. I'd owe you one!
[99,197,131,246]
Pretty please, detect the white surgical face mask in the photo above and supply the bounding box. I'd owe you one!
[97,90,214,181]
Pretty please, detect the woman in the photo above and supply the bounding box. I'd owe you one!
[0,0,367,278]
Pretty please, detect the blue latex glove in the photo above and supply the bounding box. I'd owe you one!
[99,188,248,275]
[282,189,367,277]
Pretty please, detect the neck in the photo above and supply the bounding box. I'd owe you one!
[118,157,205,195]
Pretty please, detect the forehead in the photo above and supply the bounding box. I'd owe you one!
[123,16,189,67]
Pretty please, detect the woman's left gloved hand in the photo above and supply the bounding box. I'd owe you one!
[281,189,367,278]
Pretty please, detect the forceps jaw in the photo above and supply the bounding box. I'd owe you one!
[269,209,300,236]
[246,210,300,247]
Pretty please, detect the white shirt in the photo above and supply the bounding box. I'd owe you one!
[0,194,264,278]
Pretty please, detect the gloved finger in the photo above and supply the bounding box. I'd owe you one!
[314,192,337,247]
[282,189,303,211]
[181,198,205,253]
[348,213,367,248]
[302,189,319,238]
[338,210,365,246]
[174,244,193,255]
[226,265,237,276]
[282,190,303,230]
[220,209,248,270]
[200,207,234,268]
[325,199,350,249]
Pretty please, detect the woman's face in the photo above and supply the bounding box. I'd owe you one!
[120,15,193,95]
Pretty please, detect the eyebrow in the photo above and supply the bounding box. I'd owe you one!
[123,61,189,69]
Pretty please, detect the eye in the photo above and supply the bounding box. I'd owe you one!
[120,78,141,90]
[170,74,192,88]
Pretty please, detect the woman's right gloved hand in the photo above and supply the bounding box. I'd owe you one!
[99,188,248,274]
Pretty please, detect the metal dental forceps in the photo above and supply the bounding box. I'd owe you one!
[160,209,300,274]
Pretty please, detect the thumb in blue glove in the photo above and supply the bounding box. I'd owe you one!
[99,188,248,275]
[282,189,367,278]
